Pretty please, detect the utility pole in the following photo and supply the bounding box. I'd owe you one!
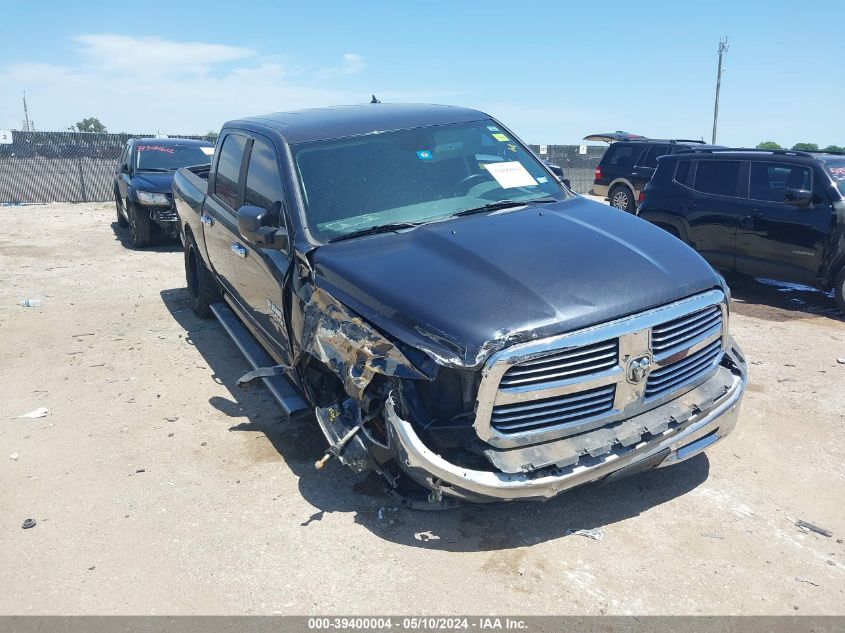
[711,37,729,145]
[22,92,32,131]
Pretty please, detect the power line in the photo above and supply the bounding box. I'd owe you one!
[711,37,729,145]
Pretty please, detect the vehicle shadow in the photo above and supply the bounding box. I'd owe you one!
[160,286,711,552]
[110,220,183,252]
[725,273,843,323]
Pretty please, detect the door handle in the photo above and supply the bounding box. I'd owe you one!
[230,243,247,258]
[200,214,214,227]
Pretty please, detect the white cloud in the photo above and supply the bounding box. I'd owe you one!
[0,35,368,132]
[72,34,256,74]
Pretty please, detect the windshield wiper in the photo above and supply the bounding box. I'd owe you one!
[328,221,422,243]
[136,167,173,172]
[452,197,557,217]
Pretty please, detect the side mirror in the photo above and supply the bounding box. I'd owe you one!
[119,163,129,173]
[785,188,812,208]
[545,162,564,179]
[237,205,286,248]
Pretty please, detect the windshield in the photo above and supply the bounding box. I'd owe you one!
[827,162,845,198]
[135,144,213,171]
[292,120,569,242]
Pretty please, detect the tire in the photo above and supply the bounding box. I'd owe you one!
[185,233,221,319]
[115,193,128,227]
[127,200,152,248]
[609,185,636,213]
[834,267,845,314]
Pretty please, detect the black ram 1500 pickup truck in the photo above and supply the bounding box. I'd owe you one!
[173,103,747,503]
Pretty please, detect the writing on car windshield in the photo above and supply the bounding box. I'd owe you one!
[291,120,566,242]
[829,164,845,197]
[135,144,213,171]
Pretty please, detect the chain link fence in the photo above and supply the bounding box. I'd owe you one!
[529,144,606,194]
[0,131,604,204]
[0,131,214,204]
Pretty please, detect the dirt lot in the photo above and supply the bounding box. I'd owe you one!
[1,201,844,615]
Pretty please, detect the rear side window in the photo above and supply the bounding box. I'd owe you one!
[638,145,671,168]
[674,160,692,185]
[244,138,285,213]
[749,162,812,202]
[603,144,640,168]
[693,161,741,197]
[214,134,247,209]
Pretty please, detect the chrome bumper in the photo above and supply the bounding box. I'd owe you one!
[385,342,746,502]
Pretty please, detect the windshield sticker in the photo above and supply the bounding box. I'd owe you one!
[536,176,549,184]
[487,125,499,132]
[830,166,845,181]
[507,143,517,153]
[416,150,433,161]
[136,145,175,153]
[200,147,214,155]
[484,161,537,188]
[491,133,510,142]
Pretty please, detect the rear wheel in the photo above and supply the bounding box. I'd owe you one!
[115,192,128,227]
[834,267,845,313]
[127,200,152,248]
[609,185,635,212]
[185,233,220,319]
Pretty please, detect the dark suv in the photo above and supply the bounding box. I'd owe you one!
[114,138,214,247]
[638,148,845,311]
[588,134,715,212]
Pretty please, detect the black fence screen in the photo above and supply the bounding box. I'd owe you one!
[529,144,607,194]
[0,131,212,204]
[0,131,604,204]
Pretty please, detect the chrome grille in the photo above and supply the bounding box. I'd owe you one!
[651,305,721,356]
[645,339,722,399]
[499,339,618,388]
[491,385,615,433]
[474,290,727,448]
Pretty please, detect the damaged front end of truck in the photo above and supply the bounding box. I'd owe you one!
[285,257,747,504]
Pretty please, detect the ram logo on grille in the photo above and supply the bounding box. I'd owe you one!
[626,354,652,383]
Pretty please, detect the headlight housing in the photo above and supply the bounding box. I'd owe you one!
[136,190,170,206]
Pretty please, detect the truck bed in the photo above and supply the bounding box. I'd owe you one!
[173,165,209,219]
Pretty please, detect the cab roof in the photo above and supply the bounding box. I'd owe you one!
[231,103,490,144]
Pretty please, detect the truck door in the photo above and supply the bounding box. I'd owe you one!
[735,161,830,283]
[203,132,248,293]
[682,159,743,270]
[231,135,294,365]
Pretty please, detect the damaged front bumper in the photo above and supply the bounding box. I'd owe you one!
[385,343,747,502]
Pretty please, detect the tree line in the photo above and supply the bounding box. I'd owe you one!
[756,141,844,153]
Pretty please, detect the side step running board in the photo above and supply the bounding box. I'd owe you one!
[209,302,309,420]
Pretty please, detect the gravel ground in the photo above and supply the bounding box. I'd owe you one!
[1,201,844,615]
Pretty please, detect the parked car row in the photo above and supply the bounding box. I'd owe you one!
[161,103,747,504]
[588,135,845,312]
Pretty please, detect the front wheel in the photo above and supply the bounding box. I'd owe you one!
[127,201,152,248]
[185,234,221,319]
[834,267,845,314]
[609,185,636,212]
[115,193,128,227]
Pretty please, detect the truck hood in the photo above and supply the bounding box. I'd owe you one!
[311,196,724,368]
[130,171,175,193]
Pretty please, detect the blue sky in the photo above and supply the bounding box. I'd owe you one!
[0,0,841,147]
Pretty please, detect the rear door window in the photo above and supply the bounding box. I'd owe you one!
[214,134,248,209]
[693,161,741,197]
[638,145,671,168]
[749,162,813,202]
